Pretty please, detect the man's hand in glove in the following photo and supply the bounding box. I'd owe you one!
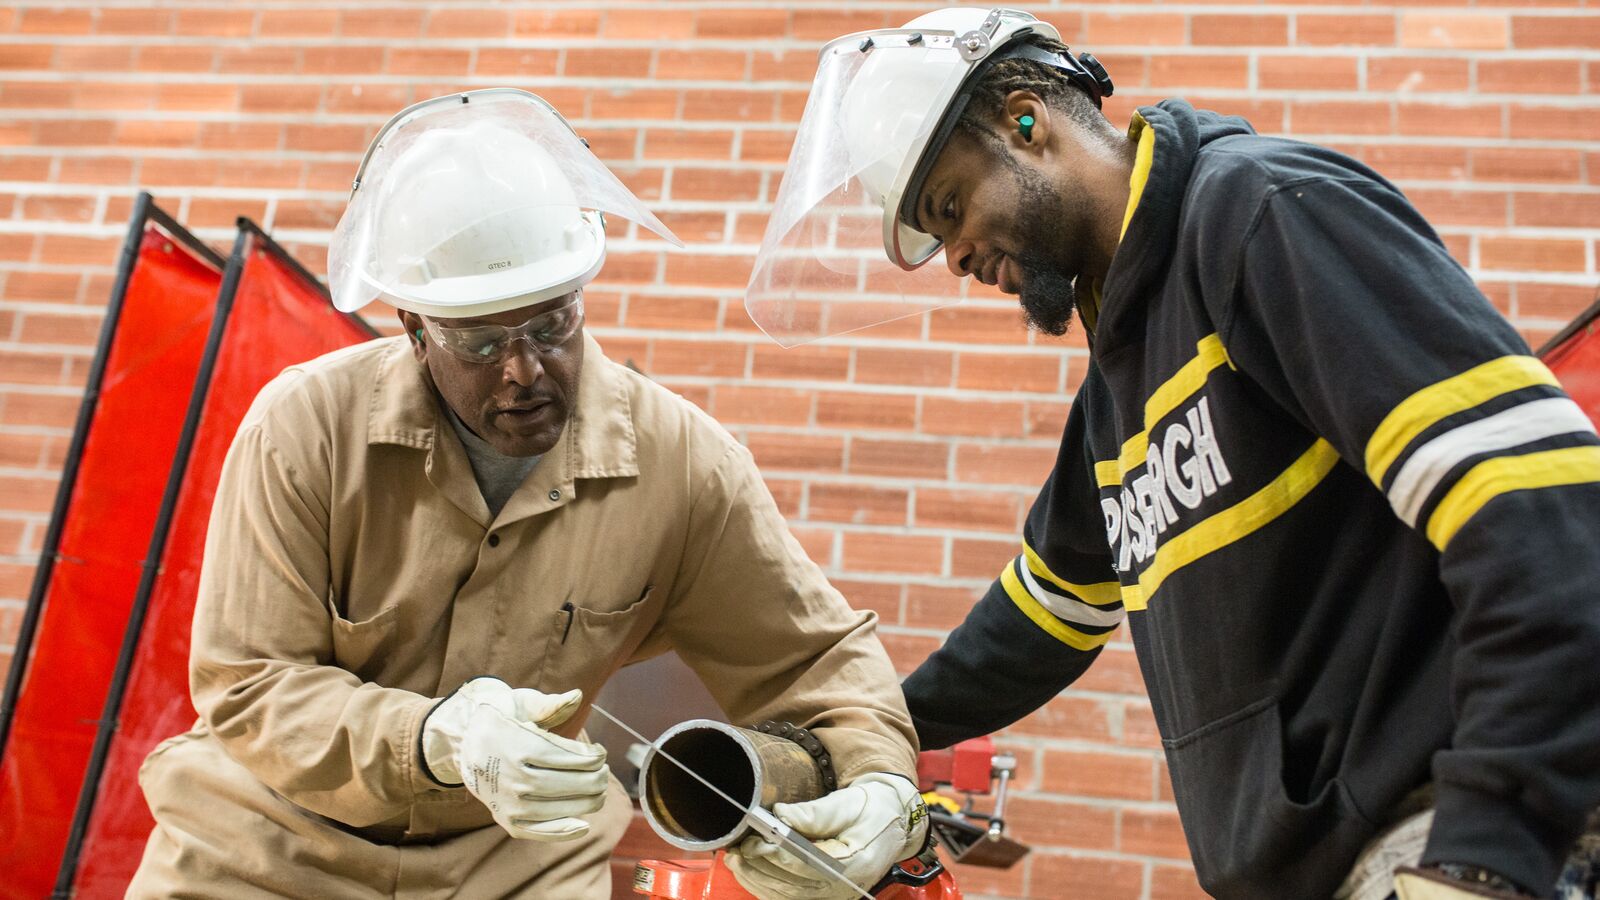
[726,773,929,899]
[420,676,608,842]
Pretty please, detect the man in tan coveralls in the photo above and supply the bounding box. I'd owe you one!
[127,90,927,899]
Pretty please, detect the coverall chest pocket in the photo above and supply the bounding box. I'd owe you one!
[325,587,401,676]
[538,586,660,732]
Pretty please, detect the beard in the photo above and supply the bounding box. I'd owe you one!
[1015,252,1077,336]
[1000,155,1081,336]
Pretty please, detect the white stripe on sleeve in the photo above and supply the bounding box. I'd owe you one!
[1388,396,1596,526]
[1018,561,1127,628]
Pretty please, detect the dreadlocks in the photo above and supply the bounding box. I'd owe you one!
[954,36,1109,152]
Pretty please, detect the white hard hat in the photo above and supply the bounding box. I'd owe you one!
[328,89,682,318]
[745,8,1112,347]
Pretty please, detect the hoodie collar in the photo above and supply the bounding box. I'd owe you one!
[1077,114,1159,336]
[1085,99,1255,350]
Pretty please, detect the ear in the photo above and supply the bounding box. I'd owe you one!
[1002,90,1050,160]
[397,310,427,362]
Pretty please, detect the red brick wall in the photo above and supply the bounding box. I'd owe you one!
[1,4,1596,898]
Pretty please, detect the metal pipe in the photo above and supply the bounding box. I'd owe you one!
[638,719,829,852]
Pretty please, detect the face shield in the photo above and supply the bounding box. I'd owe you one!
[744,9,1061,347]
[328,89,682,317]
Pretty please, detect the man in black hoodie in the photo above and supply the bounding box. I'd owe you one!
[749,8,1600,900]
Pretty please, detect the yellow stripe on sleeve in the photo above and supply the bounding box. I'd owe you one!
[1425,445,1600,550]
[1022,542,1123,607]
[1000,563,1118,652]
[1117,335,1234,474]
[1365,356,1559,487]
[1135,439,1341,605]
[1094,459,1122,488]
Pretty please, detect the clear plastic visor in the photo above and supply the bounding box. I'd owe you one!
[744,31,982,348]
[329,89,680,314]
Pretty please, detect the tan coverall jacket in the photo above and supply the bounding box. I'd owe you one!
[129,334,917,899]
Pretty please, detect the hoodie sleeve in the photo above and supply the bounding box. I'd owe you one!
[902,376,1124,749]
[1207,167,1600,893]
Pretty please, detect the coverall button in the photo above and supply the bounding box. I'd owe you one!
[548,489,561,501]
[487,533,500,548]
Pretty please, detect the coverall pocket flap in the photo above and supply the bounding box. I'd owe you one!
[539,586,659,714]
[326,601,400,669]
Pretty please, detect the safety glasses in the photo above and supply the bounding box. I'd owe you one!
[421,292,585,364]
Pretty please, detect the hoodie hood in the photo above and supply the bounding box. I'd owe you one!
[1085,99,1256,349]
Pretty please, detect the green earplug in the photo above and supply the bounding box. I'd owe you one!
[1018,115,1035,141]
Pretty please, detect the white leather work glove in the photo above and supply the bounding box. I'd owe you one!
[1394,867,1534,900]
[420,676,608,842]
[725,773,929,900]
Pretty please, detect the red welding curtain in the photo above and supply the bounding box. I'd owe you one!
[0,222,221,899]
[1543,300,1600,429]
[66,230,376,897]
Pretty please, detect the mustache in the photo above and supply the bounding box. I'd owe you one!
[493,392,558,412]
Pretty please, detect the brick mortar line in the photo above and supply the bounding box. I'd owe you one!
[0,278,1078,321]
[0,214,1593,245]
[12,0,1600,8]
[810,526,1049,543]
[801,571,1032,587]
[3,28,1597,42]
[0,341,98,357]
[639,377,1083,400]
[8,4,1600,21]
[0,463,77,478]
[0,301,1574,336]
[7,135,1600,158]
[726,470,1060,493]
[591,327,1086,351]
[0,43,1595,65]
[0,423,73,436]
[796,521,1058,538]
[1472,267,1600,280]
[999,847,1190,865]
[15,0,1598,7]
[8,135,1600,153]
[0,383,92,399]
[774,480,1036,499]
[0,300,111,314]
[986,737,1166,755]
[3,82,1600,101]
[973,791,1176,817]
[3,57,1600,82]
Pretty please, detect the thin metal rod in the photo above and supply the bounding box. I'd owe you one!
[589,703,872,900]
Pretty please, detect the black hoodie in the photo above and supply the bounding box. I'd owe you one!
[904,99,1600,898]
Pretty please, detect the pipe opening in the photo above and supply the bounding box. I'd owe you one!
[643,727,757,846]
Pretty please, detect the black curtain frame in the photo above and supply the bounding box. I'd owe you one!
[1536,284,1600,360]
[0,194,224,763]
[52,218,377,895]
[236,216,381,339]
